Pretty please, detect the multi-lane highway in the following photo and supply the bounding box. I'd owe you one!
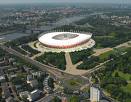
[0,45,76,79]
[0,45,115,80]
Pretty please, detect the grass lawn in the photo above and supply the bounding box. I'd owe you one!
[117,46,131,52]
[68,96,79,102]
[113,70,131,80]
[95,36,114,38]
[67,79,82,86]
[36,52,66,70]
[121,84,131,94]
[63,78,85,90]
[113,70,131,93]
[99,50,114,61]
[98,45,130,62]
[95,44,103,49]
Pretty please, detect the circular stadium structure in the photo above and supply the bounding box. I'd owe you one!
[32,32,95,52]
[39,32,92,48]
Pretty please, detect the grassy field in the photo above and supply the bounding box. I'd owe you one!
[67,79,82,87]
[35,52,66,70]
[112,70,131,94]
[113,70,131,80]
[63,77,85,90]
[99,50,114,61]
[121,84,131,94]
[98,47,129,62]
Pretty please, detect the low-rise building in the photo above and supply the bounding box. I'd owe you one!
[15,84,22,92]
[1,83,11,99]
[0,75,5,82]
[19,91,29,99]
[8,74,17,81]
[27,89,42,102]
[27,75,33,84]
[32,71,44,78]
[5,96,14,102]
[29,80,38,88]
[43,76,53,93]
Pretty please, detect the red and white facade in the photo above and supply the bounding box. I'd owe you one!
[38,32,92,49]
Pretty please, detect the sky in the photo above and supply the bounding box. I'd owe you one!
[0,0,130,4]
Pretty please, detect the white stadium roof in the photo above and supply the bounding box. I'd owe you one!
[38,32,92,48]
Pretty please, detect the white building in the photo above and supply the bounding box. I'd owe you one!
[90,85,100,102]
[0,76,5,82]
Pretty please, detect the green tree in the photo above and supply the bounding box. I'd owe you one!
[114,72,119,77]
[52,96,61,102]
[69,96,79,102]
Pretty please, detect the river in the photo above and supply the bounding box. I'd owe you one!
[0,32,29,42]
[0,12,103,42]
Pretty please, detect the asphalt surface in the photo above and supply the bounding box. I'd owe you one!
[36,94,55,102]
[0,45,74,79]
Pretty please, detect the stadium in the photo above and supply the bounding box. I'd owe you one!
[38,32,92,49]
[31,32,95,52]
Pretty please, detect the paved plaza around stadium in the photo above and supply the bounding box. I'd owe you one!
[29,32,96,75]
[31,38,95,53]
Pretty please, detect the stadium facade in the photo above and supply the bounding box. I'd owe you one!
[38,32,92,49]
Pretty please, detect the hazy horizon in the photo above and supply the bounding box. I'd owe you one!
[0,0,130,4]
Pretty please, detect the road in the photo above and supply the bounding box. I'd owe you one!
[82,59,112,76]
[8,82,20,101]
[0,45,91,99]
[36,94,55,102]
[0,45,75,79]
[82,52,127,76]
[37,90,63,102]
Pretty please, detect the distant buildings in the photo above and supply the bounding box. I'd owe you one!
[90,85,100,102]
